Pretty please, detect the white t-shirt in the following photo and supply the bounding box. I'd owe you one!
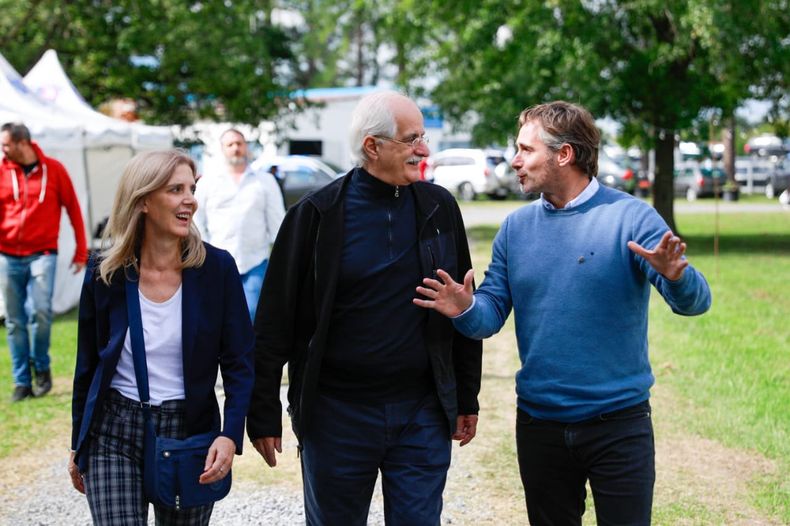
[110,285,185,405]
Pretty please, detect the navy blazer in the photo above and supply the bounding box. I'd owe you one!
[71,243,254,471]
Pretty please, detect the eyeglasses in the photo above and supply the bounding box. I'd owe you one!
[373,134,430,148]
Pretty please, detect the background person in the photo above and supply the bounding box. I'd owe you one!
[194,129,285,320]
[68,150,254,525]
[0,122,88,402]
[247,91,482,525]
[414,101,712,526]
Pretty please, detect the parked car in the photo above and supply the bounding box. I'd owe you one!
[765,158,790,198]
[674,163,727,201]
[745,134,786,159]
[428,148,509,200]
[597,151,636,194]
[252,155,343,208]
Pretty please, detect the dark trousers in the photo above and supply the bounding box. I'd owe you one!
[516,400,655,526]
[84,390,213,526]
[301,393,451,526]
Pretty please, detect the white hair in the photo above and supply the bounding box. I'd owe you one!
[348,91,404,167]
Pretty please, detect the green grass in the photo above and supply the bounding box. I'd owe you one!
[648,212,790,521]
[0,310,78,457]
[1,210,787,523]
[467,211,790,523]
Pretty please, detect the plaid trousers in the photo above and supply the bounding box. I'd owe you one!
[84,390,214,526]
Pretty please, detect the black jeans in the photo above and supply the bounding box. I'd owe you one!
[516,400,654,526]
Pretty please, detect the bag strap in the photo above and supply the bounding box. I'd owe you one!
[125,271,153,423]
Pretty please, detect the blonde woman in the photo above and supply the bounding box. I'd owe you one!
[67,150,254,525]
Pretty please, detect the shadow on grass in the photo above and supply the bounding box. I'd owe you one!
[466,226,790,256]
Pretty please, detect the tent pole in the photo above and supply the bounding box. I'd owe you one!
[80,129,95,250]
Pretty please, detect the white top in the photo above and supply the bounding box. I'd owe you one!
[194,165,285,274]
[110,285,185,405]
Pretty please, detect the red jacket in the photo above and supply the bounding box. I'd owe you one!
[0,141,88,264]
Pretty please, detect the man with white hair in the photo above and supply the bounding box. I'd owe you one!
[247,91,482,525]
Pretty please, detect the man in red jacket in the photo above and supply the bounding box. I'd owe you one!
[0,123,87,402]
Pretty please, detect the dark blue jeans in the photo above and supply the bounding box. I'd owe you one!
[516,400,654,526]
[301,393,451,526]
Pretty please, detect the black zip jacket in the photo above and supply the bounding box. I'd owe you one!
[246,168,483,442]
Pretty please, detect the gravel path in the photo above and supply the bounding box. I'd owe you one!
[1,386,478,525]
[0,446,475,525]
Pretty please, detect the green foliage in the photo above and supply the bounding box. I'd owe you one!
[408,0,789,229]
[0,0,301,124]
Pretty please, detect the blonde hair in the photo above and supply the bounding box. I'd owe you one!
[98,150,205,284]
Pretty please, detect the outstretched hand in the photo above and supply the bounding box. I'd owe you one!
[413,268,475,318]
[627,231,688,281]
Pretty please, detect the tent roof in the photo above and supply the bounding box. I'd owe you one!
[22,50,171,148]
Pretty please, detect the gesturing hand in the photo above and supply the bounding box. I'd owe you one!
[413,268,475,318]
[627,231,689,281]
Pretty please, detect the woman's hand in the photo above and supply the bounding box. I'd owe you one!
[68,451,85,494]
[199,436,236,484]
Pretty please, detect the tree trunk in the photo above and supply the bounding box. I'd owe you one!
[355,20,364,86]
[652,130,678,234]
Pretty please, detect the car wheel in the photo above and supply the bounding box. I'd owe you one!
[686,187,698,201]
[765,182,775,199]
[458,182,476,201]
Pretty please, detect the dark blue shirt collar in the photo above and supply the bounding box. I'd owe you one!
[353,167,401,200]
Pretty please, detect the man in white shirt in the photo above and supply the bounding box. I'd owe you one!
[194,129,285,320]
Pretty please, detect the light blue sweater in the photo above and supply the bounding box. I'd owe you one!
[454,185,711,422]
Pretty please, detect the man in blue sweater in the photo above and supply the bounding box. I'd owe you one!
[414,101,711,525]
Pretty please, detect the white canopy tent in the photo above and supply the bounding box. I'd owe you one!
[23,49,172,241]
[0,50,172,315]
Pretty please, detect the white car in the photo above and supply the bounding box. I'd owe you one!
[428,149,509,200]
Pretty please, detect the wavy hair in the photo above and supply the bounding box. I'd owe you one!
[518,101,600,178]
[97,150,205,284]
